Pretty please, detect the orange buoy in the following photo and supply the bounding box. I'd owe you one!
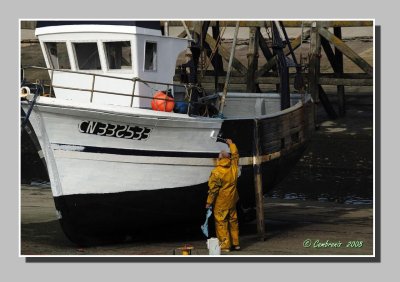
[151,91,175,112]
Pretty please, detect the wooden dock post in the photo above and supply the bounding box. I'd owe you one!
[309,21,321,126]
[334,27,346,116]
[247,27,259,92]
[253,119,266,241]
[212,21,224,92]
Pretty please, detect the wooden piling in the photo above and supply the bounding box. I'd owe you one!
[212,21,224,92]
[334,27,346,116]
[318,85,338,119]
[247,27,259,92]
[253,119,266,241]
[309,22,321,125]
[258,29,274,61]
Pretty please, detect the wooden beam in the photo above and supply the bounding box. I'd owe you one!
[204,33,248,75]
[177,30,187,38]
[319,85,338,119]
[178,21,192,39]
[320,37,337,72]
[20,21,36,29]
[164,21,373,28]
[256,29,310,77]
[247,27,259,92]
[175,72,373,86]
[212,22,224,92]
[308,22,321,125]
[21,39,40,44]
[318,77,372,86]
[309,22,321,102]
[257,29,274,60]
[334,27,346,116]
[318,27,373,77]
[256,57,278,78]
[320,73,372,79]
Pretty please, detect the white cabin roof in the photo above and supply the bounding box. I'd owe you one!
[36,24,163,37]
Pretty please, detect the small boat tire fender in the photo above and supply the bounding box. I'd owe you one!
[20,86,30,99]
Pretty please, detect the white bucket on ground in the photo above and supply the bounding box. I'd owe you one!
[207,237,221,255]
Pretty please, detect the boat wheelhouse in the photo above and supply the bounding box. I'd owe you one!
[34,21,188,109]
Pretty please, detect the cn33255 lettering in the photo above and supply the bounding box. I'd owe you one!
[78,120,152,140]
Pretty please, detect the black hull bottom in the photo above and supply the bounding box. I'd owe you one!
[54,143,307,246]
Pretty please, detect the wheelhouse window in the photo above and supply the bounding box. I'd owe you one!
[144,42,157,71]
[73,42,101,70]
[105,41,132,70]
[45,42,71,69]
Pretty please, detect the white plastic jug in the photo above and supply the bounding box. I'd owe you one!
[207,237,221,255]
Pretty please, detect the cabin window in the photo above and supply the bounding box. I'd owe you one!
[73,42,101,70]
[45,42,71,69]
[144,42,157,71]
[104,41,132,70]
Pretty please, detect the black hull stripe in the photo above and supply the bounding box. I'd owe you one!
[53,143,220,158]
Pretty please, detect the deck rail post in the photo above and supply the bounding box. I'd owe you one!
[130,79,137,107]
[90,74,96,103]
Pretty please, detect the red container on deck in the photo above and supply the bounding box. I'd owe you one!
[151,91,175,112]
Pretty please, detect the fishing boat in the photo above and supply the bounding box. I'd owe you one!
[20,20,314,245]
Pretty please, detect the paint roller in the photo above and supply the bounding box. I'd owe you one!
[210,130,227,143]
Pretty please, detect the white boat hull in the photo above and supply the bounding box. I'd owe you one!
[23,96,227,197]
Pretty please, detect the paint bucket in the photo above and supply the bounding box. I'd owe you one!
[174,101,189,114]
[178,244,194,255]
[207,237,221,255]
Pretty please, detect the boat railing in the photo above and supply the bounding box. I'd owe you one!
[20,66,201,114]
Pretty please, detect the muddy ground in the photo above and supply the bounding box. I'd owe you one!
[20,185,373,256]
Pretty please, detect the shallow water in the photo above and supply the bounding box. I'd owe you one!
[266,192,372,205]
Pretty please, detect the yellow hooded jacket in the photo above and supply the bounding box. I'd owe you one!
[206,143,239,210]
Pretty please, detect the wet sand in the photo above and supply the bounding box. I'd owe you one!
[20,185,373,256]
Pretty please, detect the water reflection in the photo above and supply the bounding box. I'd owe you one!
[266,191,372,205]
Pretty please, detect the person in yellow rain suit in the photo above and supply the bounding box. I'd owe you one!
[206,139,240,252]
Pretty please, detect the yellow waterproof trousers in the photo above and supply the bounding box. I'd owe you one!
[214,207,239,250]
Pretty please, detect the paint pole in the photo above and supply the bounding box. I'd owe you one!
[219,21,240,115]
